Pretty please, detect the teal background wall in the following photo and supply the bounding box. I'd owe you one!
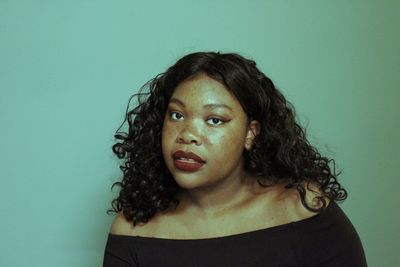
[1,1,398,266]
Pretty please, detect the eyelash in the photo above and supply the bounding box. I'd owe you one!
[168,111,226,126]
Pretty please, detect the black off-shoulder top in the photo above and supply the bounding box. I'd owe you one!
[103,201,367,267]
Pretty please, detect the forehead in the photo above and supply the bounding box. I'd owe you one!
[170,74,241,109]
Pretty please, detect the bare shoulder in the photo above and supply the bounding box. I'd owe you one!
[303,181,331,207]
[109,211,164,237]
[281,181,331,221]
[109,212,137,235]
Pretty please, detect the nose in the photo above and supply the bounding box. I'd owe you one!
[177,121,202,146]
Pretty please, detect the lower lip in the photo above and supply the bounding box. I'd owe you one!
[173,159,205,172]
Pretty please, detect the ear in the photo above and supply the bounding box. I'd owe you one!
[244,120,260,151]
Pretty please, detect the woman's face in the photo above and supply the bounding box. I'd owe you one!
[161,73,259,191]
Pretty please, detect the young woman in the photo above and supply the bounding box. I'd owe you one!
[103,52,367,266]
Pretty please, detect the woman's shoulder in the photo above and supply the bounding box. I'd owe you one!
[272,181,330,221]
[109,181,330,237]
[109,211,167,237]
[109,212,133,235]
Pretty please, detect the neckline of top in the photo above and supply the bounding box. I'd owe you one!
[108,200,336,242]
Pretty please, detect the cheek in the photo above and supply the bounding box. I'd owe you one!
[161,124,172,146]
[208,132,245,157]
[161,123,179,149]
[208,124,246,145]
[209,134,230,146]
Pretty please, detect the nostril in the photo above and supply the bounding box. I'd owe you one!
[177,136,201,146]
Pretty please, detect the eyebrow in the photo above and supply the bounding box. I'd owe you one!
[169,98,233,111]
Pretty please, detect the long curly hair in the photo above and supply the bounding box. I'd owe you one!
[107,51,347,226]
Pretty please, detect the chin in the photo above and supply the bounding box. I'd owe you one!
[173,176,202,189]
[171,173,208,190]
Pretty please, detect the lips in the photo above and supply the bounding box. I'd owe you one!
[172,150,205,172]
[172,150,205,162]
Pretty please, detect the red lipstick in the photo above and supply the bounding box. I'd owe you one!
[172,150,205,172]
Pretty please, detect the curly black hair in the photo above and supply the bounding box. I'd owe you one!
[107,51,347,226]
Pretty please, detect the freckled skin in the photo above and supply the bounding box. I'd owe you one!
[161,74,258,193]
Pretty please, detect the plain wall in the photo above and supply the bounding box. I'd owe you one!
[1,1,398,266]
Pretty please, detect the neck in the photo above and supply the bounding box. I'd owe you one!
[176,171,265,221]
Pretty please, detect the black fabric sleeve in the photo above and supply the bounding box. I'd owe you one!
[103,234,139,267]
[295,202,367,267]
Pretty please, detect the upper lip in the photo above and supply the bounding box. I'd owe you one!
[172,150,205,163]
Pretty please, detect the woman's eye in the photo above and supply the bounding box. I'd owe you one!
[170,111,184,120]
[206,118,224,125]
